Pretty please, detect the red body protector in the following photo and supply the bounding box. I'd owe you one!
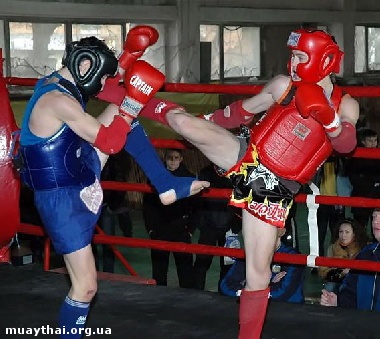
[251,84,343,184]
[0,71,20,251]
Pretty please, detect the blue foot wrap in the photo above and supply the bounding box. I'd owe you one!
[125,120,195,198]
[162,175,195,200]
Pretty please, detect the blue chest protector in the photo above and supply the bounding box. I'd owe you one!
[19,73,100,190]
[19,73,102,255]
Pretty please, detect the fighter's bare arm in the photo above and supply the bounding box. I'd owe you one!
[326,94,359,139]
[339,95,359,126]
[242,75,291,114]
[29,90,119,144]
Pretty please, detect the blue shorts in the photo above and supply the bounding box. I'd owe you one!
[35,184,102,255]
[34,142,102,255]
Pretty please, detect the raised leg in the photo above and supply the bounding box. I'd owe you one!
[166,111,241,171]
[125,119,209,204]
[139,99,241,172]
[94,104,209,205]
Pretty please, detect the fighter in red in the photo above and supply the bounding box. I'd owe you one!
[138,28,359,338]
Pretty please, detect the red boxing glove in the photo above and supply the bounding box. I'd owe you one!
[95,74,125,106]
[119,60,165,119]
[295,83,340,133]
[200,100,254,129]
[119,25,159,71]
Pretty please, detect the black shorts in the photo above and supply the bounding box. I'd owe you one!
[226,138,300,228]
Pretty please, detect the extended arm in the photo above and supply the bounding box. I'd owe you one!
[201,75,290,129]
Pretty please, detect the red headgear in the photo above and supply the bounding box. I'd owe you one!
[287,29,344,83]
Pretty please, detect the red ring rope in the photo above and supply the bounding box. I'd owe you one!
[7,76,380,98]
[7,74,380,274]
[18,223,380,273]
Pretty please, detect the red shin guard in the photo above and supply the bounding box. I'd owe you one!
[139,97,184,125]
[238,288,270,339]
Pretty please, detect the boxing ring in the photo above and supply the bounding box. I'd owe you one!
[2,60,380,337]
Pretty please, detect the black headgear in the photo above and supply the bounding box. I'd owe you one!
[62,36,118,99]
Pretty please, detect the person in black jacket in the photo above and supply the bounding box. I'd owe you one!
[347,128,380,233]
[220,228,305,304]
[142,149,196,288]
[193,163,242,291]
[93,152,133,273]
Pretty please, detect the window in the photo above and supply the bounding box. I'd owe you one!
[72,24,122,54]
[9,22,65,77]
[8,22,165,79]
[223,26,260,80]
[200,25,220,80]
[200,24,260,82]
[355,25,380,73]
[72,23,165,71]
[355,26,366,73]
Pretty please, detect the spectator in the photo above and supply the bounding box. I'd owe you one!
[102,152,133,238]
[142,149,196,288]
[335,157,352,203]
[19,184,44,262]
[193,163,242,292]
[348,128,380,233]
[335,156,352,220]
[93,152,133,273]
[220,228,305,304]
[318,218,367,293]
[312,158,344,257]
[283,203,299,250]
[320,209,380,311]
[355,108,370,132]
